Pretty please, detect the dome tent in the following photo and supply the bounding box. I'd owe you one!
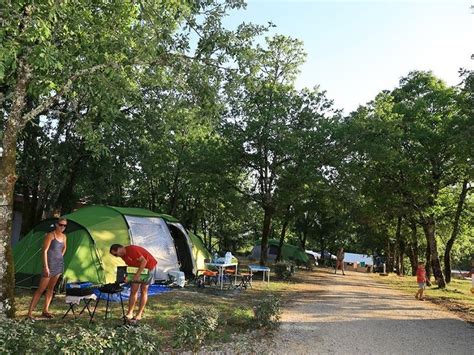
[13,206,211,288]
[250,239,309,265]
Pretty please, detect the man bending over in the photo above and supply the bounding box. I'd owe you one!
[110,244,157,323]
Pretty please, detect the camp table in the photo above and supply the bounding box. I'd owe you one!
[62,293,97,320]
[205,262,238,290]
[248,264,271,285]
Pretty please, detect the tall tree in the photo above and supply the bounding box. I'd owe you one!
[224,36,335,264]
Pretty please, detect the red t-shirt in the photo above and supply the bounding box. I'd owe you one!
[416,266,426,283]
[121,245,157,270]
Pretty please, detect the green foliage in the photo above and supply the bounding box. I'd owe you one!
[305,257,315,271]
[274,261,295,280]
[0,320,160,354]
[173,307,219,351]
[253,295,282,329]
[0,319,37,354]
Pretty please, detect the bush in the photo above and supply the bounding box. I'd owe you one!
[0,319,160,354]
[48,325,113,354]
[0,318,38,354]
[109,324,160,354]
[173,307,219,350]
[274,261,295,280]
[253,295,281,329]
[305,257,315,271]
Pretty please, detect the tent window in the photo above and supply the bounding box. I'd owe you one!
[124,215,180,281]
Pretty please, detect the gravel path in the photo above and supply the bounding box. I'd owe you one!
[261,269,474,355]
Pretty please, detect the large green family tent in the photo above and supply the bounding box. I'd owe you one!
[250,239,309,265]
[13,206,211,288]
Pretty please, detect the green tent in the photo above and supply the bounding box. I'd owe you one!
[14,206,211,287]
[251,239,309,264]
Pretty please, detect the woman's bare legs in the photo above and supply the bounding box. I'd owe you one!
[27,276,51,318]
[43,274,61,314]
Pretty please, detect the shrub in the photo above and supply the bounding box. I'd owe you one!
[274,261,295,280]
[227,307,253,327]
[0,318,37,354]
[173,307,219,351]
[47,324,161,354]
[108,324,160,354]
[253,295,281,329]
[48,325,113,354]
[0,319,160,355]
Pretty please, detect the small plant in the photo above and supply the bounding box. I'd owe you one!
[253,294,282,329]
[0,318,37,354]
[110,324,160,354]
[0,319,160,354]
[173,306,219,351]
[48,325,113,354]
[274,261,295,280]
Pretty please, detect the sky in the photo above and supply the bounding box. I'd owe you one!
[224,0,474,113]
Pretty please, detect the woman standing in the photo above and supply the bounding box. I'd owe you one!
[27,218,67,319]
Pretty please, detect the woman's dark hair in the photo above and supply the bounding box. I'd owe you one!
[110,244,123,253]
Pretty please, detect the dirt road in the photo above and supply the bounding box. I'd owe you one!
[266,269,473,354]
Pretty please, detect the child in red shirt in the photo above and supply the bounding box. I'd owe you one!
[415,261,427,300]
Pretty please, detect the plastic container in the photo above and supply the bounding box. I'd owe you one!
[225,252,233,264]
[65,282,95,296]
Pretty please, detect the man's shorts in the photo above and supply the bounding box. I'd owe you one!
[418,282,425,289]
[145,268,156,285]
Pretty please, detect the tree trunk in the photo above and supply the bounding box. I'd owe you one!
[395,216,402,275]
[409,223,418,276]
[425,238,432,285]
[301,230,308,250]
[259,205,274,266]
[444,179,469,283]
[276,215,290,262]
[422,216,446,288]
[386,240,392,273]
[0,54,32,318]
[399,247,405,276]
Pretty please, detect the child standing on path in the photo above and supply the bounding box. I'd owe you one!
[415,261,427,300]
[335,247,345,275]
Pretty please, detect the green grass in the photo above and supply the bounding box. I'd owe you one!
[374,273,474,305]
[13,276,293,350]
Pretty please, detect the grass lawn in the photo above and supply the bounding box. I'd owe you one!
[374,273,474,322]
[13,274,298,350]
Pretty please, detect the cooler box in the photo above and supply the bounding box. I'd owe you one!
[65,282,95,296]
[116,266,149,283]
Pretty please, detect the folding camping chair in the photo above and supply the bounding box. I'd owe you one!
[62,294,96,319]
[195,269,219,288]
[233,268,252,290]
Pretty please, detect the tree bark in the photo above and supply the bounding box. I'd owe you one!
[386,240,392,273]
[424,238,432,285]
[276,212,290,262]
[422,216,446,288]
[395,216,402,276]
[259,204,274,266]
[399,247,405,276]
[0,55,32,318]
[444,179,469,283]
[408,223,418,276]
